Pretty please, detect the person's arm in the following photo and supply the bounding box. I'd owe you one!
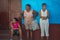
[40,10,49,20]
[40,11,42,18]
[40,10,46,20]
[44,10,49,19]
[10,21,13,30]
[40,11,44,18]
[19,11,24,19]
[33,10,38,19]
[46,11,49,18]
[24,11,27,19]
[16,22,21,30]
[18,23,21,30]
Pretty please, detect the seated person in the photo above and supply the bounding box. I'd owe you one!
[10,18,22,40]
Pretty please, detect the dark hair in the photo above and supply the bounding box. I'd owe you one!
[26,4,31,8]
[42,3,46,6]
[14,18,19,21]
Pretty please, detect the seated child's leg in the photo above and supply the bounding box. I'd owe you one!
[10,29,14,40]
[18,29,22,39]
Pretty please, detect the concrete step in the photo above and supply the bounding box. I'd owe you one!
[0,30,10,39]
[0,30,21,40]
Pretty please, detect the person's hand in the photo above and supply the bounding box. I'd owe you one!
[42,17,47,20]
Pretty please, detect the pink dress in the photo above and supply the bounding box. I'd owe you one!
[10,22,19,30]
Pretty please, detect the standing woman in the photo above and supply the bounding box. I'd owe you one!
[24,4,38,40]
[24,4,33,40]
[40,3,49,40]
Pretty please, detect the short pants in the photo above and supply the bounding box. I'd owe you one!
[13,30,19,36]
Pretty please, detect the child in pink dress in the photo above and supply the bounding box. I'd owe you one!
[10,18,22,40]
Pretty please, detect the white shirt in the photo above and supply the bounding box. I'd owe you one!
[41,9,48,17]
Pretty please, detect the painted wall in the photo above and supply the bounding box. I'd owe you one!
[22,0,60,24]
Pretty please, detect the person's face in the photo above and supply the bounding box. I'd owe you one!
[12,19,16,23]
[26,6,30,11]
[42,5,46,10]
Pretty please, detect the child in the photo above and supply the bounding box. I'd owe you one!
[10,18,22,40]
[40,3,49,40]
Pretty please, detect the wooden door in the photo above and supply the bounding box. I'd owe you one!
[0,0,9,30]
[0,0,22,30]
